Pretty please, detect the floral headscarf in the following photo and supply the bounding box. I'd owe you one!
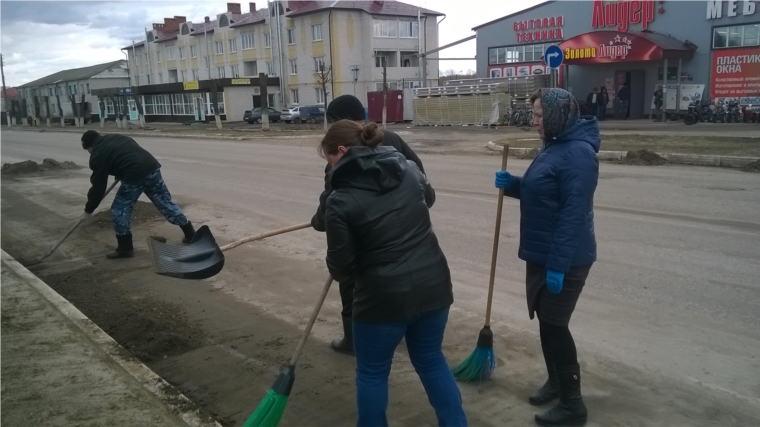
[539,88,580,141]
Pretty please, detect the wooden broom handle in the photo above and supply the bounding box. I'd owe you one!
[290,275,334,366]
[484,145,509,327]
[219,223,311,252]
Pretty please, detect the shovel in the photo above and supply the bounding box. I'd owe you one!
[28,179,120,266]
[147,222,311,280]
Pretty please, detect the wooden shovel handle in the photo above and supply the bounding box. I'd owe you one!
[484,145,509,326]
[219,222,311,252]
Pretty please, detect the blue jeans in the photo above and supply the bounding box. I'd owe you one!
[111,169,188,235]
[353,308,467,427]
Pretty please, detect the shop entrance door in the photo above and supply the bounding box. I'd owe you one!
[193,95,205,121]
[615,70,646,119]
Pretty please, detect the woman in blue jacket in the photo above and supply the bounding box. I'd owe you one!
[495,88,599,427]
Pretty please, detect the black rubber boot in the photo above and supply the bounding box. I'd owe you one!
[529,357,560,405]
[330,316,354,356]
[180,222,196,244]
[106,234,134,259]
[535,365,587,426]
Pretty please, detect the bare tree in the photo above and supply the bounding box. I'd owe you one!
[315,63,332,130]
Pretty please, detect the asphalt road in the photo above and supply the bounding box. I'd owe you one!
[3,129,759,407]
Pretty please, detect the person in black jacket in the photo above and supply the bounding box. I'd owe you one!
[312,94,432,355]
[321,120,465,427]
[80,130,195,258]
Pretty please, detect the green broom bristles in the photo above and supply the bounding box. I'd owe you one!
[242,365,296,427]
[451,326,496,382]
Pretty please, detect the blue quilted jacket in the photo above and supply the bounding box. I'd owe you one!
[504,117,600,272]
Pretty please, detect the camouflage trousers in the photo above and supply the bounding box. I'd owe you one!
[111,169,188,236]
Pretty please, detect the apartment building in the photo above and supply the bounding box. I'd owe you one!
[120,1,441,122]
[16,60,128,123]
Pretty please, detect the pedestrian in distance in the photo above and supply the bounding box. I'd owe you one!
[585,88,598,118]
[597,87,609,121]
[616,83,631,119]
[311,94,432,356]
[653,85,664,122]
[494,88,599,427]
[320,120,466,427]
[80,130,196,258]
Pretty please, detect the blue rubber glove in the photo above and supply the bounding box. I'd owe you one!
[494,171,513,189]
[546,270,565,294]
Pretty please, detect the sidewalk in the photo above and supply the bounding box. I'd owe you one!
[0,251,220,427]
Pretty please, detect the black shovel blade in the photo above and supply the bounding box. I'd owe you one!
[147,225,225,280]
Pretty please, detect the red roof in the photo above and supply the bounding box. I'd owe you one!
[287,1,443,18]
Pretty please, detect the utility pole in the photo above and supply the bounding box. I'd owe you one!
[382,62,387,130]
[1,53,11,127]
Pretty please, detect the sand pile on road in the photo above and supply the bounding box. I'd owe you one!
[621,150,669,166]
[741,160,760,173]
[1,158,82,175]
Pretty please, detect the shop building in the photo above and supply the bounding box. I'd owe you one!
[474,0,759,118]
[113,1,441,123]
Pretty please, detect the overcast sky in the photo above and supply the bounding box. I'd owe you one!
[0,0,544,87]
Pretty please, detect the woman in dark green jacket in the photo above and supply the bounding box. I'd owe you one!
[321,120,466,427]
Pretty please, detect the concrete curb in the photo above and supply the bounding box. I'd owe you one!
[6,126,323,142]
[486,141,760,168]
[0,250,222,427]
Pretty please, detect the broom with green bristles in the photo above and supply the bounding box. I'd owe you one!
[452,145,509,383]
[242,275,334,427]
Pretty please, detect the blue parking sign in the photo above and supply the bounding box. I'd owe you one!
[544,45,564,69]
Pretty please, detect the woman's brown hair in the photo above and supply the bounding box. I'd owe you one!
[318,120,385,159]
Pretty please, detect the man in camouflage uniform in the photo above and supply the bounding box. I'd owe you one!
[80,130,195,258]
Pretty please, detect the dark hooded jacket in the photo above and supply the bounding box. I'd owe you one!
[85,134,160,213]
[504,116,600,273]
[325,146,452,323]
[311,130,431,232]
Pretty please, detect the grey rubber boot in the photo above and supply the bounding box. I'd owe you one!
[330,316,354,356]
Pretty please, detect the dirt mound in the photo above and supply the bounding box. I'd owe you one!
[741,160,760,173]
[1,158,82,175]
[91,200,165,227]
[621,150,669,166]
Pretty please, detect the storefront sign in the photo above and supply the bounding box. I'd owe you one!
[592,0,656,31]
[560,31,666,64]
[183,81,199,90]
[231,78,251,85]
[513,16,564,42]
[118,87,133,95]
[711,47,760,100]
[706,0,756,19]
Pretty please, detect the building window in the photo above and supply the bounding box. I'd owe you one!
[244,61,258,76]
[168,46,175,60]
[312,24,323,41]
[215,41,224,54]
[179,47,186,59]
[289,59,297,74]
[399,21,418,38]
[181,70,187,81]
[206,92,225,115]
[375,54,390,68]
[287,28,295,44]
[229,38,237,52]
[242,31,255,49]
[264,33,271,48]
[290,89,299,104]
[315,88,325,104]
[86,83,90,94]
[266,61,274,75]
[49,87,54,96]
[231,65,240,77]
[373,19,397,38]
[172,93,194,115]
[69,84,77,95]
[488,44,548,65]
[158,73,163,83]
[375,82,399,91]
[713,24,760,48]
[217,66,226,78]
[190,45,198,58]
[192,69,199,80]
[313,56,325,72]
[182,23,190,35]
[143,94,172,115]
[156,50,162,62]
[106,99,115,115]
[219,15,229,27]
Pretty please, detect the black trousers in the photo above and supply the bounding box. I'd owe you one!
[339,279,354,318]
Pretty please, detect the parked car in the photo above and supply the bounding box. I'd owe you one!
[300,105,326,124]
[281,107,302,123]
[244,107,281,124]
